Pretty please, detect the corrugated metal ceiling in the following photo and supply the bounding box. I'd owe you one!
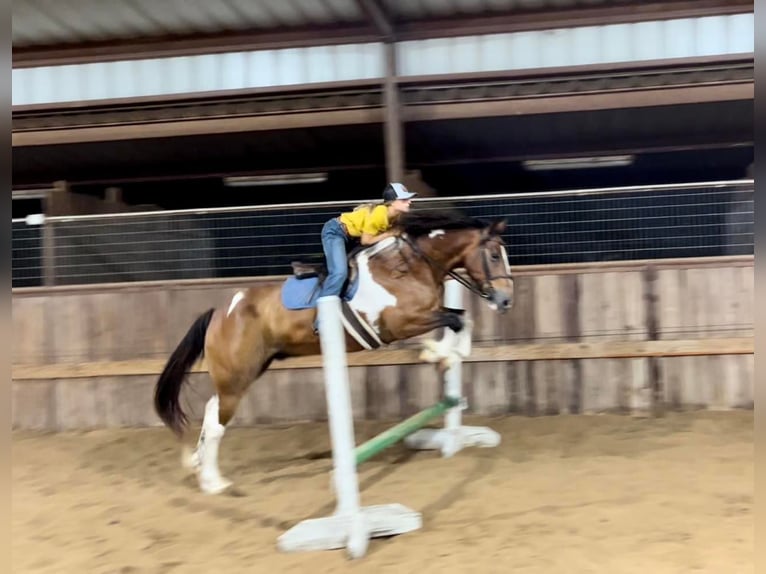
[12,0,659,47]
[381,0,595,19]
[12,0,365,46]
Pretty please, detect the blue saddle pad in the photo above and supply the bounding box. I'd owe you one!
[280,274,359,310]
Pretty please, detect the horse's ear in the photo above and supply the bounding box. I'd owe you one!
[489,218,506,235]
[480,218,506,241]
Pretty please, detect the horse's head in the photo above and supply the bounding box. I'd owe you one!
[461,218,514,312]
[397,210,514,313]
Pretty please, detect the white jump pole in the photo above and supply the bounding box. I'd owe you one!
[404,279,501,456]
[277,295,421,559]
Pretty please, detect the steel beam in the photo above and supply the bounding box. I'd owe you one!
[13,81,752,148]
[404,82,754,123]
[357,0,405,183]
[383,42,405,183]
[12,107,384,147]
[357,0,394,40]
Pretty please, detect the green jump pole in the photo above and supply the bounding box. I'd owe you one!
[354,397,461,466]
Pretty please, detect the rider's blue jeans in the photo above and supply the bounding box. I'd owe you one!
[317,218,349,300]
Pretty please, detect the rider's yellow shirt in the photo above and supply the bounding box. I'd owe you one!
[339,204,390,237]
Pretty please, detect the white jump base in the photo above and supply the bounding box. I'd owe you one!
[276,503,421,558]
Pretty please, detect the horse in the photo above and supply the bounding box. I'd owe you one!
[153,209,515,494]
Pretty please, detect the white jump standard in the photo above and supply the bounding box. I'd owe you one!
[277,295,421,559]
[277,279,500,559]
[406,279,501,456]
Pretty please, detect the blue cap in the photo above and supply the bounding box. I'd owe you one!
[382,183,416,201]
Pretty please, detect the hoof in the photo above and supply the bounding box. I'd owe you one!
[199,475,233,495]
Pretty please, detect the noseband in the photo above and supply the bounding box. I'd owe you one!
[478,241,515,301]
[400,234,513,301]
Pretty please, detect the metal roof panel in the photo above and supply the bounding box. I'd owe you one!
[12,0,365,46]
[12,0,754,66]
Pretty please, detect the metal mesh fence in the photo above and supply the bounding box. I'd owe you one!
[11,180,753,288]
[12,220,44,288]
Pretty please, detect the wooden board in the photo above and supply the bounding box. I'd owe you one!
[12,337,753,381]
[11,258,754,429]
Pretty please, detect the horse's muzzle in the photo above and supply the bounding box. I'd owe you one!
[489,291,512,313]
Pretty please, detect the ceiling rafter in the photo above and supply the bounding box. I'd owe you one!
[357,0,395,40]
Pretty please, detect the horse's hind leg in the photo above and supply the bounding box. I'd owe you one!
[180,362,253,494]
[184,310,276,494]
[186,390,243,494]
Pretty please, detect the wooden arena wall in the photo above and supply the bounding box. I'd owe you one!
[11,256,754,431]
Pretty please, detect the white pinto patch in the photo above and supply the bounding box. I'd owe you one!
[428,229,445,238]
[226,290,245,317]
[348,238,398,334]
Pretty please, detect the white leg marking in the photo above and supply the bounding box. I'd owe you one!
[227,291,245,317]
[456,317,473,358]
[419,318,473,368]
[196,395,232,494]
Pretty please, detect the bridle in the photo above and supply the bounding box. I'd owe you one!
[400,232,513,302]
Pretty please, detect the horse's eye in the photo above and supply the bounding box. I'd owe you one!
[491,254,500,262]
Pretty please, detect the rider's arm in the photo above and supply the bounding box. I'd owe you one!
[360,230,396,245]
[360,205,396,245]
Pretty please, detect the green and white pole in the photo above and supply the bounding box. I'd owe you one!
[354,397,460,465]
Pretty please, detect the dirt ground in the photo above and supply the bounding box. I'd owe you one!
[12,410,752,574]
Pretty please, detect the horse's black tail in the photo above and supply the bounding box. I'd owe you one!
[154,308,215,437]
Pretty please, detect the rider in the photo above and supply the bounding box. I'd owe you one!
[314,182,416,333]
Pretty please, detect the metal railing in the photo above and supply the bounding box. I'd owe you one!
[11,179,754,288]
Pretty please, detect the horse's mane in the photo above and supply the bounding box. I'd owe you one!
[396,209,488,238]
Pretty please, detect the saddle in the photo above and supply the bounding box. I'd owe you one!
[290,243,368,288]
[281,236,401,313]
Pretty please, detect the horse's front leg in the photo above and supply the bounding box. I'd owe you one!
[434,308,465,333]
[380,305,465,343]
[394,308,464,338]
[414,309,473,370]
